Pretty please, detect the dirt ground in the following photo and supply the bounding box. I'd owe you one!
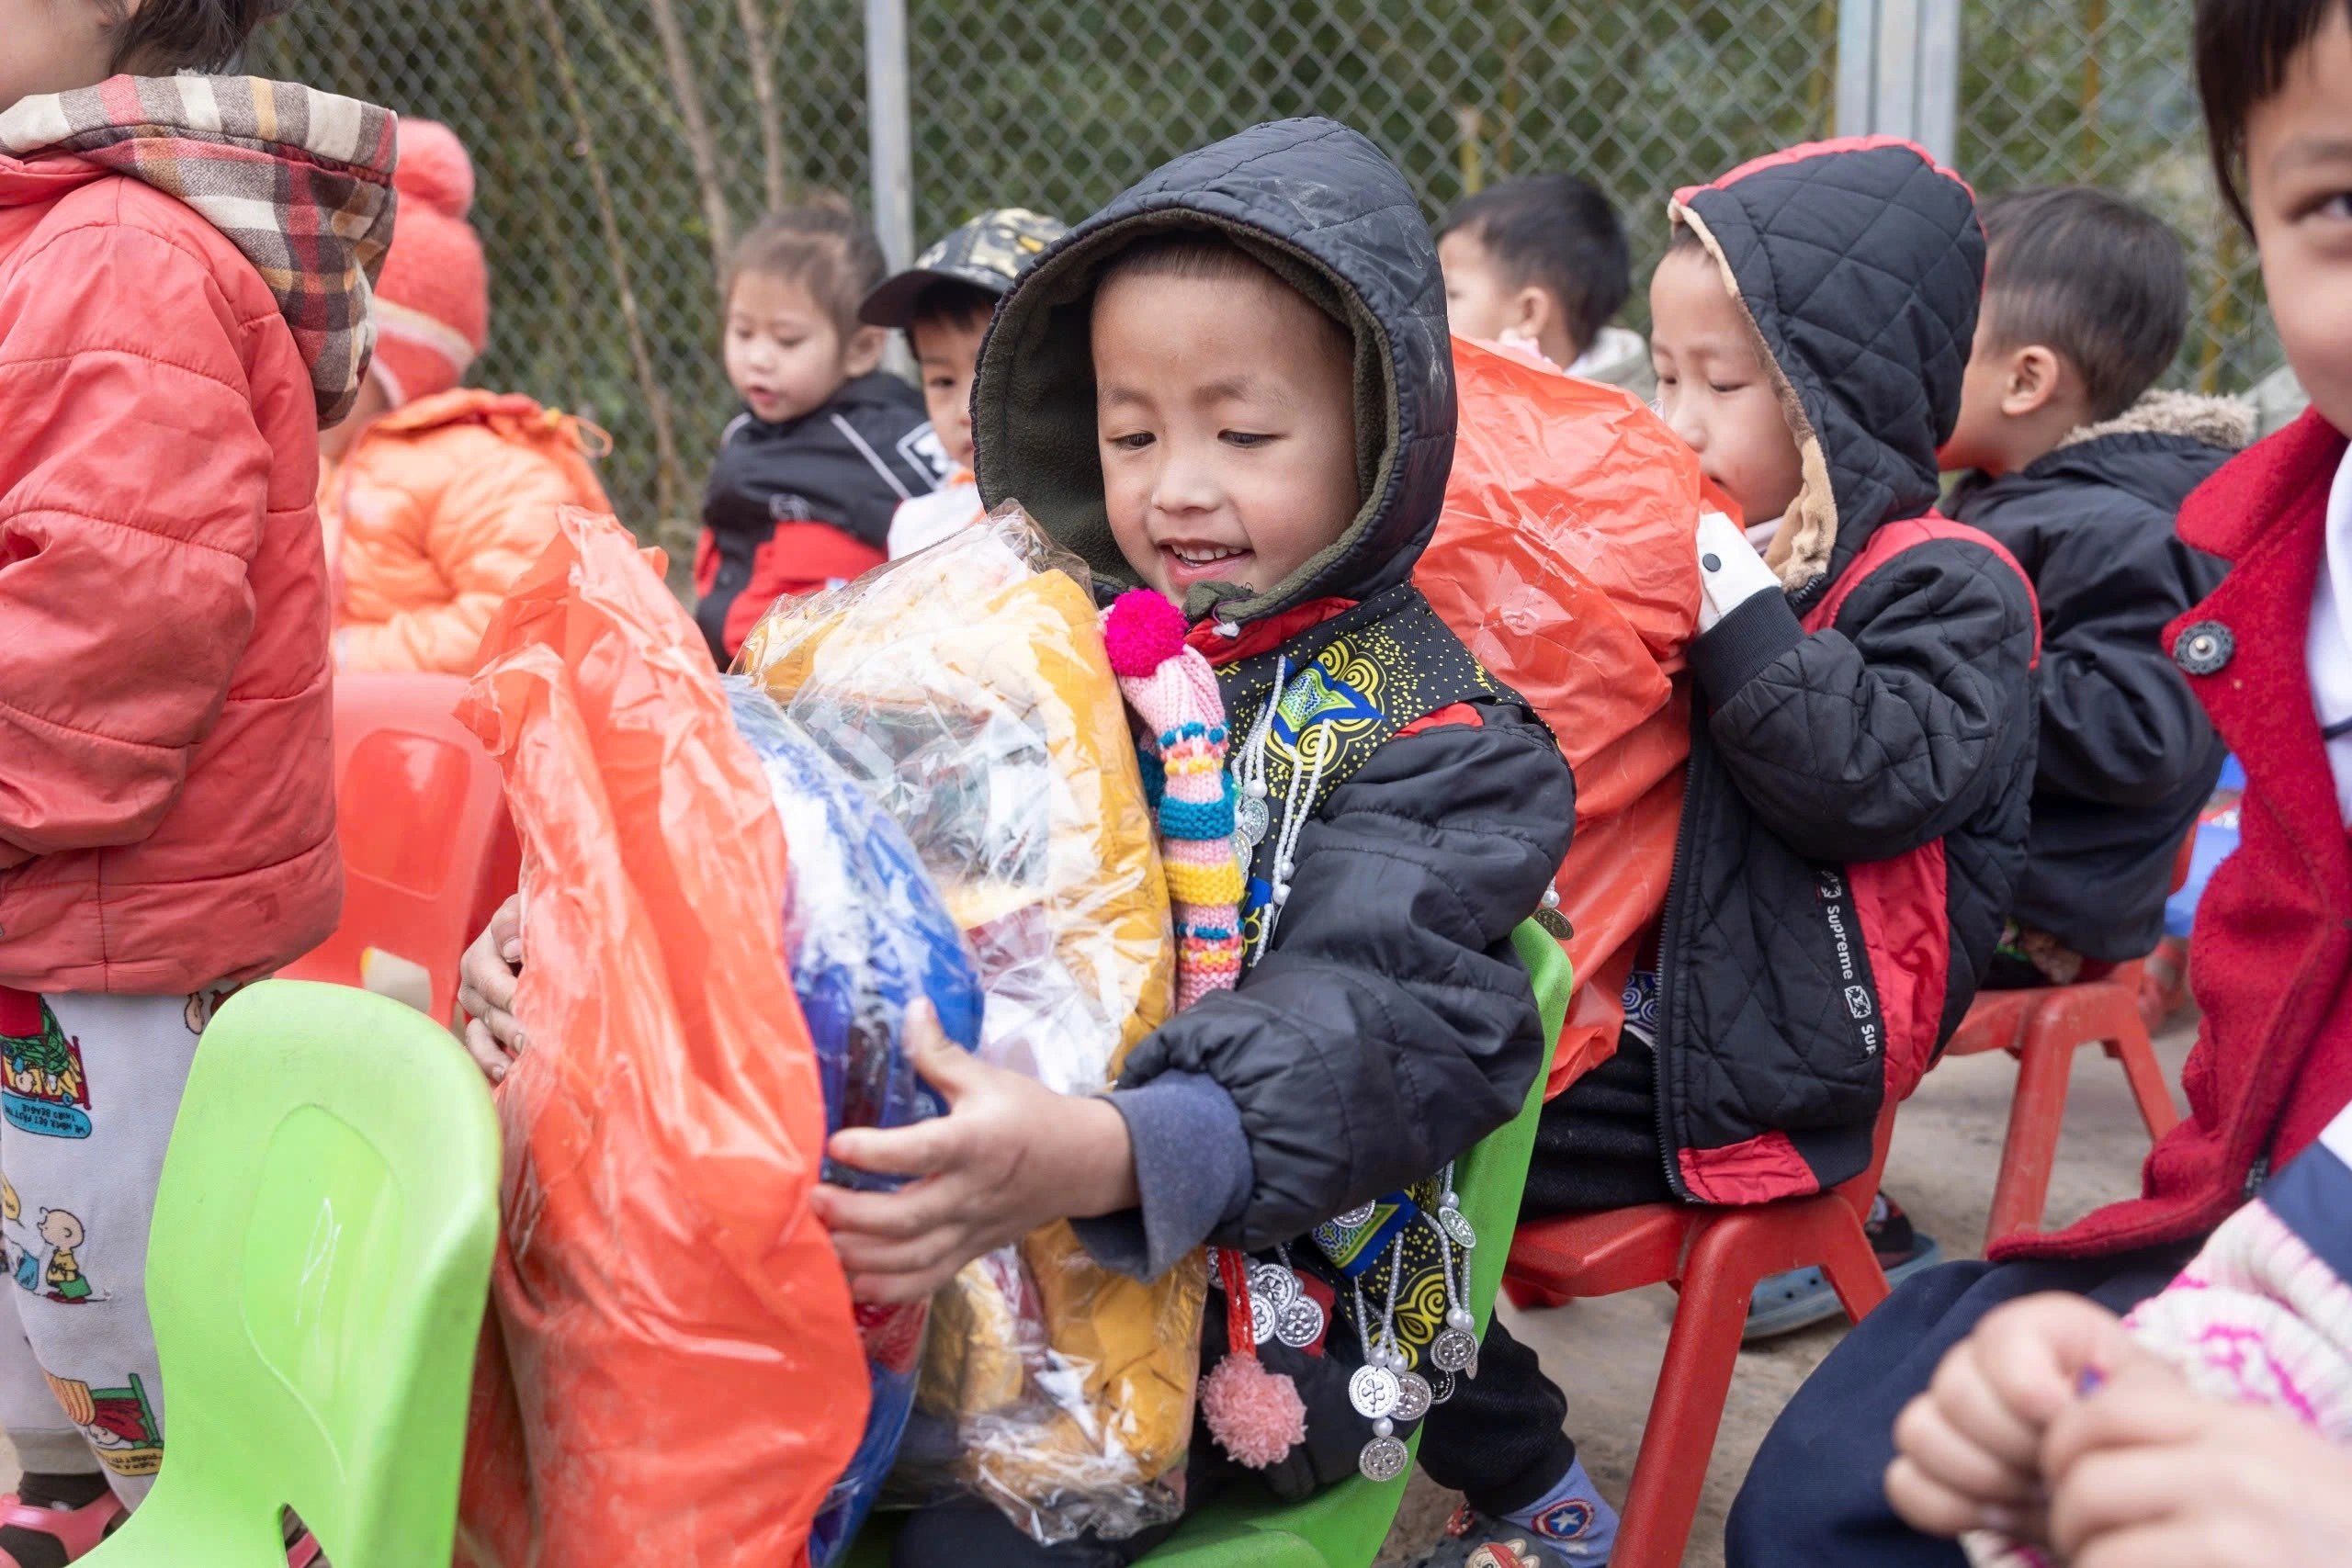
[1374,1016,2199,1567]
[0,1020,2192,1566]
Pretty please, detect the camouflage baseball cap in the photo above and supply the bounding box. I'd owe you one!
[859,207,1069,329]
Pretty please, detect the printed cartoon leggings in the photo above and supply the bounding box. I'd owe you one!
[0,987,214,1504]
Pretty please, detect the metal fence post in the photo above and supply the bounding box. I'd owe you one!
[865,0,915,272]
[1836,0,1961,164]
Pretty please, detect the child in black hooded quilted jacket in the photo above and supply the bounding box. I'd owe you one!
[1414,139,2041,1567]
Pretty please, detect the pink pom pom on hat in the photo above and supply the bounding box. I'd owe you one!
[1103,588,1188,677]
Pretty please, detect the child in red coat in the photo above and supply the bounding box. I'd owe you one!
[1730,3,2352,1563]
[0,7,393,1557]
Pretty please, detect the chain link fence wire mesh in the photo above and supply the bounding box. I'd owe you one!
[248,1,2277,556]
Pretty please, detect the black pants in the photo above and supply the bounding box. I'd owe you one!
[1415,1040,1675,1511]
[1721,1243,2199,1568]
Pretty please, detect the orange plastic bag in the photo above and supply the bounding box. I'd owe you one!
[451,507,868,1568]
[1418,338,1709,1094]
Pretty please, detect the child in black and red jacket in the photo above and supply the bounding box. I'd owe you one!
[694,204,950,665]
[1415,140,2041,1567]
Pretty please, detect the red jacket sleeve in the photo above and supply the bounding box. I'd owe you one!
[0,208,271,868]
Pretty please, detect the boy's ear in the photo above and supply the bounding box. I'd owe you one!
[1510,285,1554,343]
[1999,344,2068,419]
[843,323,889,378]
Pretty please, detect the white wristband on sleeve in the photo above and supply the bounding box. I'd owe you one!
[1695,509,1782,633]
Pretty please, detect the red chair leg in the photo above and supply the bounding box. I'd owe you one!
[1805,1200,1892,1324]
[1984,1025,2077,1249]
[1502,1278,1571,1311]
[1610,1217,1762,1568]
[2104,1025,2182,1142]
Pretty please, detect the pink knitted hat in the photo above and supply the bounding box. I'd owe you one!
[372,118,488,407]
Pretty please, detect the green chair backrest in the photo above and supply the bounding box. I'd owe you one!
[86,980,501,1568]
[846,922,1570,1568]
[1137,919,1568,1567]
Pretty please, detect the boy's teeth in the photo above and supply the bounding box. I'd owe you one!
[1172,547,1241,564]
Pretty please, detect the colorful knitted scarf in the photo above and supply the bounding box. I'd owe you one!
[1104,590,1245,1010]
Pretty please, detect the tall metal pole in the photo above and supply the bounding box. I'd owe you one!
[1835,0,1962,166]
[864,0,915,273]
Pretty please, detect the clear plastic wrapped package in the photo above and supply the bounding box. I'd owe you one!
[726,680,986,1565]
[737,504,1203,1544]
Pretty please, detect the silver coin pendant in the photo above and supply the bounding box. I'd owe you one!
[1248,1261,1299,1310]
[1357,1433,1410,1483]
[1347,1362,1401,1419]
[1430,1325,1477,1373]
[1234,790,1270,848]
[1249,1292,1277,1347]
[1274,1295,1326,1349]
[1439,1206,1478,1249]
[1391,1370,1432,1422]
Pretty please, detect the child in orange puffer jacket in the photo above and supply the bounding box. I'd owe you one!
[319,118,609,676]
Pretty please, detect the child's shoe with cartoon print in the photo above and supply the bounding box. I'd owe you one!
[1418,1501,1614,1567]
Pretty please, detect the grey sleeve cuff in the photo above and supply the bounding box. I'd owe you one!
[1069,1070,1254,1281]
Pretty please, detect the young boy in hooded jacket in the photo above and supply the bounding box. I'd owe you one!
[1939,186,2241,989]
[0,4,393,1555]
[1415,140,2041,1565]
[463,117,1575,1567]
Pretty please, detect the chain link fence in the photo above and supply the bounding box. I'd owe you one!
[248,0,2273,556]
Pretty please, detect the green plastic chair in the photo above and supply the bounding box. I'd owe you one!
[848,920,1569,1568]
[85,980,501,1568]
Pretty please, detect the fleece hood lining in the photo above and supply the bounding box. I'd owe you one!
[1670,200,1838,591]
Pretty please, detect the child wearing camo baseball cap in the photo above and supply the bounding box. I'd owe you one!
[861,207,1067,557]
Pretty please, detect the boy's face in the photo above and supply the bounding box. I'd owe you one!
[910,310,989,469]
[0,0,117,114]
[2246,3,2352,436]
[1649,245,1804,527]
[723,269,882,425]
[1092,266,1360,604]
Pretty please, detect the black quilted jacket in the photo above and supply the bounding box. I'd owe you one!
[1948,392,2242,963]
[974,118,1576,1249]
[1654,140,2041,1204]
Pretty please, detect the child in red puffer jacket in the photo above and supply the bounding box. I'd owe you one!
[0,7,393,1552]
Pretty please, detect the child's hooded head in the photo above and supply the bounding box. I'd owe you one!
[971,118,1456,626]
[1655,140,1983,592]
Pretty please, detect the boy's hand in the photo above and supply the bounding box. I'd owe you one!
[456,894,525,1084]
[808,1004,1140,1304]
[1885,1292,2135,1542]
[2041,1359,2352,1568]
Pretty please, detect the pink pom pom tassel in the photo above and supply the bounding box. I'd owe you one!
[1200,1350,1309,1469]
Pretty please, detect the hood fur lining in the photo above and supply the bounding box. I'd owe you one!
[2055,389,2256,455]
[1671,201,1838,591]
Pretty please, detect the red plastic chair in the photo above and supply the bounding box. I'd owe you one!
[1501,1097,1899,1568]
[1939,830,2196,1250]
[280,673,517,1026]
